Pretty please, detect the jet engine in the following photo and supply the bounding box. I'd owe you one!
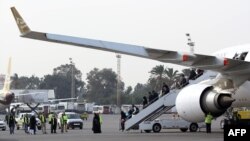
[176,84,234,122]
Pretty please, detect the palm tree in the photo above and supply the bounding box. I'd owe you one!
[164,68,179,85]
[149,65,165,91]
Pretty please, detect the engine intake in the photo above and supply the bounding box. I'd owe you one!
[200,87,235,117]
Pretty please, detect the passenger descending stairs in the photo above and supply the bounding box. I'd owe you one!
[124,70,217,131]
[125,91,177,131]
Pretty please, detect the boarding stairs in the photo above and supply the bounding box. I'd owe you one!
[125,70,217,131]
[125,91,177,131]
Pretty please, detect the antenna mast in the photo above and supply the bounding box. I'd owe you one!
[186,33,195,54]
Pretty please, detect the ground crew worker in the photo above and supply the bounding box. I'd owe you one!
[40,112,47,134]
[80,112,89,120]
[51,114,57,134]
[48,112,53,124]
[205,112,213,133]
[60,114,65,133]
[23,113,29,134]
[62,112,68,132]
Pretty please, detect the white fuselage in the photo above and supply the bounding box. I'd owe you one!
[213,44,250,107]
[231,81,250,107]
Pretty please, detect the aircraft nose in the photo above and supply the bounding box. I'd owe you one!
[5,93,15,104]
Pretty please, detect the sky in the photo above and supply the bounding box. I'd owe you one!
[1,0,250,88]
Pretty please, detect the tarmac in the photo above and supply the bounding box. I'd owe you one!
[0,114,224,141]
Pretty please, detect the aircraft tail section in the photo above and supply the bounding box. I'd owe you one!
[11,7,31,35]
[2,58,12,94]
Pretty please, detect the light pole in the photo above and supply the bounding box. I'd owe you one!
[116,54,121,113]
[69,58,75,103]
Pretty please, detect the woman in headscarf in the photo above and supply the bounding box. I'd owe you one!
[92,113,101,133]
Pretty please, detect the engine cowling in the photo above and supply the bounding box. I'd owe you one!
[176,84,234,122]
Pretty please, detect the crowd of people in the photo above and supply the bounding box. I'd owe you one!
[5,112,39,135]
[4,111,102,135]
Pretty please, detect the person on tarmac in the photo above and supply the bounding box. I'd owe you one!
[23,113,29,134]
[39,112,47,134]
[92,113,101,133]
[120,110,127,131]
[8,112,16,135]
[29,114,37,135]
[205,112,213,133]
[61,112,68,133]
[51,114,57,134]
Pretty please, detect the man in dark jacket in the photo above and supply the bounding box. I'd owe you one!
[152,90,159,102]
[8,113,16,135]
[161,82,170,96]
[188,69,197,80]
[29,115,37,135]
[148,91,153,104]
[120,110,127,131]
[142,96,148,109]
[50,114,57,134]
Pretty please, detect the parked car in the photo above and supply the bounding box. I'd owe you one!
[58,112,83,129]
[0,119,7,131]
[15,112,42,130]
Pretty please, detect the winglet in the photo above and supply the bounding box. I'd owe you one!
[11,7,31,35]
[2,57,12,93]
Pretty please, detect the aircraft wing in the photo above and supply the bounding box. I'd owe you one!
[16,92,45,96]
[48,98,77,102]
[15,92,47,103]
[11,7,250,75]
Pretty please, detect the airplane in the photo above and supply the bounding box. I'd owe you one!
[11,93,74,114]
[0,58,45,113]
[11,7,250,122]
[0,58,15,111]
